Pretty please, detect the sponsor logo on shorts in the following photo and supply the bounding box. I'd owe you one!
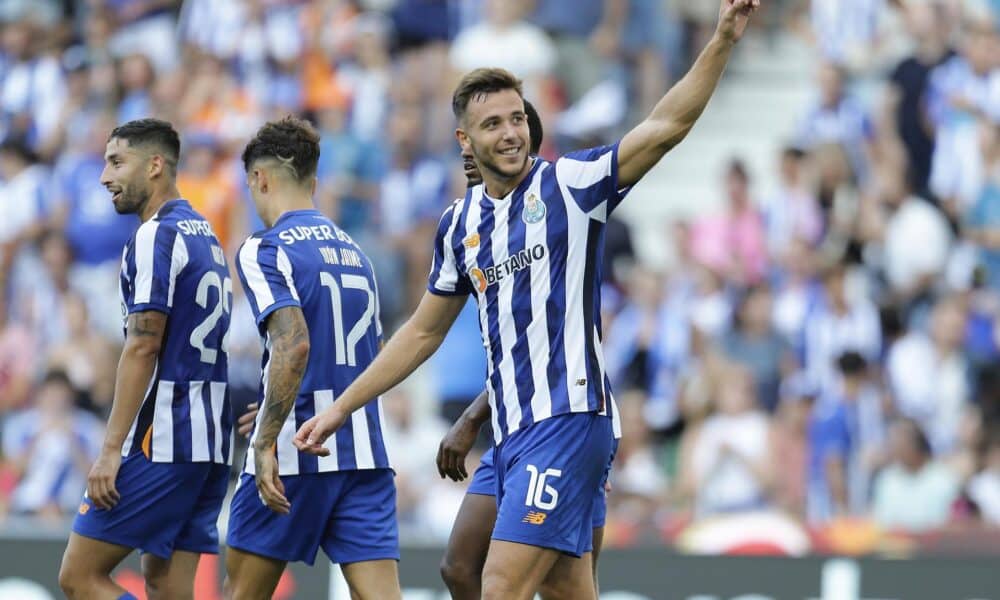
[522,511,547,525]
[78,502,90,515]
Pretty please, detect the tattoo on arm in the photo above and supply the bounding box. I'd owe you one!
[127,311,166,338]
[254,307,309,451]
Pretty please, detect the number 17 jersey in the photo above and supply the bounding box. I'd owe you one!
[237,209,391,476]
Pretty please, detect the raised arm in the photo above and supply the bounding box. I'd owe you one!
[618,0,758,187]
[294,291,468,454]
[87,311,166,510]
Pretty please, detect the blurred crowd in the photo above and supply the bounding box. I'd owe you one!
[0,0,999,551]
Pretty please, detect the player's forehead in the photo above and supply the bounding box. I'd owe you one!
[466,88,525,125]
[104,137,134,161]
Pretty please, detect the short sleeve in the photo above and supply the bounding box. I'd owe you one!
[236,236,301,330]
[427,202,472,297]
[555,142,621,218]
[126,221,187,315]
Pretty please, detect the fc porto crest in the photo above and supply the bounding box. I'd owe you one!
[522,192,546,224]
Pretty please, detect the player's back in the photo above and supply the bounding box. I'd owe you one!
[238,209,389,476]
[119,199,233,464]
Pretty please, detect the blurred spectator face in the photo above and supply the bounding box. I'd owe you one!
[486,0,527,27]
[738,286,773,332]
[317,103,348,134]
[389,103,424,158]
[40,232,72,282]
[726,161,750,209]
[814,144,851,190]
[818,63,845,108]
[1,22,32,58]
[119,53,154,92]
[63,294,89,339]
[822,265,847,305]
[458,88,531,182]
[183,143,217,178]
[784,238,816,279]
[780,149,806,186]
[890,420,930,471]
[36,375,73,418]
[0,142,31,180]
[84,9,114,49]
[930,297,967,351]
[716,366,756,415]
[627,266,663,309]
[961,19,998,75]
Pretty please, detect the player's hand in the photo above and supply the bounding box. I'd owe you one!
[436,417,479,481]
[238,402,258,438]
[293,405,348,456]
[86,451,122,510]
[716,0,759,44]
[253,444,290,514]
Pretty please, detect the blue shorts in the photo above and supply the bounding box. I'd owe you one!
[492,413,614,558]
[227,469,399,566]
[469,438,619,530]
[72,451,230,560]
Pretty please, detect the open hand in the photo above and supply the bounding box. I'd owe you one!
[293,406,348,456]
[436,418,479,481]
[254,445,290,514]
[717,0,760,44]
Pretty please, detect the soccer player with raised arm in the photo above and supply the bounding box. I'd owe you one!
[297,3,758,598]
[437,100,623,600]
[59,119,234,600]
[224,117,400,600]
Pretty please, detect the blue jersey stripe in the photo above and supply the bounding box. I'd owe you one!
[582,218,605,411]
[202,383,216,463]
[366,402,388,467]
[506,192,536,430]
[541,174,570,416]
[148,223,176,309]
[336,415,358,471]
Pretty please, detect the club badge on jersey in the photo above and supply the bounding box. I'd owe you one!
[522,192,546,224]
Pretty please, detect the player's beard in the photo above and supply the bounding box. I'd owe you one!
[113,181,151,215]
[469,138,529,183]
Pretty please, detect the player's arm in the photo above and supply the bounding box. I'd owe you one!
[437,389,490,481]
[88,310,166,510]
[294,291,467,454]
[618,0,758,187]
[253,306,310,514]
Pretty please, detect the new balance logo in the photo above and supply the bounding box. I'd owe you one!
[522,511,547,525]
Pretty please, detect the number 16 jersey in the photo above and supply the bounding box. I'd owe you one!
[118,199,233,465]
[236,209,391,476]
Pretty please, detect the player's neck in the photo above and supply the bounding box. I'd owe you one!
[264,193,315,228]
[482,158,533,200]
[138,184,182,222]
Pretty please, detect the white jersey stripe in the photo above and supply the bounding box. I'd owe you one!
[561,181,592,413]
[525,166,553,422]
[239,238,274,311]
[275,247,299,301]
[151,380,175,461]
[276,408,299,474]
[133,221,160,304]
[314,390,339,471]
[351,409,375,469]
[491,196,522,434]
[189,381,209,461]
[166,233,189,308]
[432,203,465,293]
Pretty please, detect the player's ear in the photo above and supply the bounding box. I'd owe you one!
[148,153,164,179]
[254,168,269,194]
[456,128,469,151]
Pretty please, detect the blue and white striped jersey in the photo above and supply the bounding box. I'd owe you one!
[237,209,390,476]
[428,143,625,443]
[119,199,233,464]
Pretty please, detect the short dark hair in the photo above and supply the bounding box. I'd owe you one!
[452,68,524,123]
[836,351,868,376]
[109,118,180,171]
[524,100,543,154]
[41,369,73,390]
[242,115,321,183]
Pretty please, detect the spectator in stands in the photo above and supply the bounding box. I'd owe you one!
[45,293,117,413]
[771,373,816,518]
[797,62,877,185]
[679,363,774,516]
[772,237,824,355]
[0,290,35,412]
[804,262,882,390]
[884,1,954,197]
[0,12,66,149]
[807,352,887,523]
[926,12,1000,217]
[965,123,1000,293]
[0,137,49,298]
[106,0,180,74]
[689,159,769,287]
[967,427,1000,526]
[608,391,669,526]
[887,295,971,455]
[872,418,960,532]
[763,147,823,266]
[1,370,102,520]
[719,284,795,412]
